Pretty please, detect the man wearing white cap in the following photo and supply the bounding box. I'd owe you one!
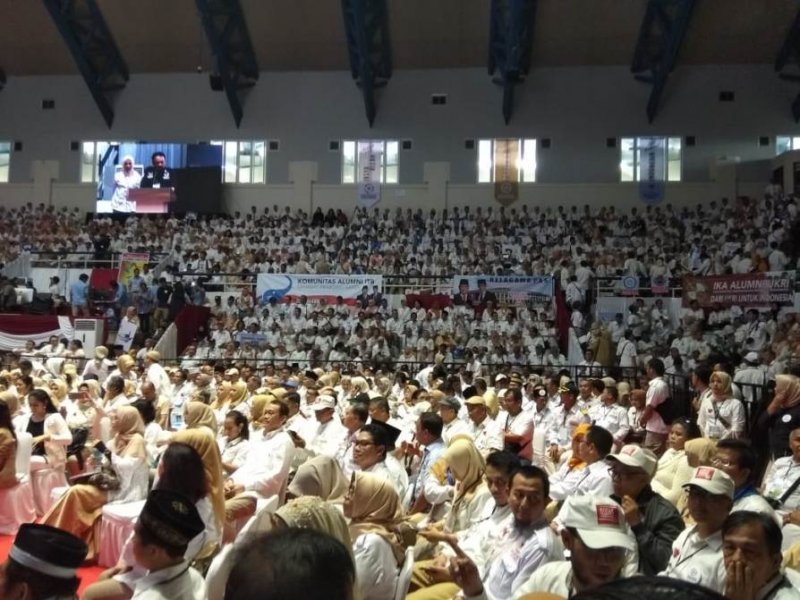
[294,395,347,459]
[144,350,170,399]
[660,466,734,593]
[453,495,635,598]
[734,351,769,406]
[607,444,684,574]
[465,396,504,458]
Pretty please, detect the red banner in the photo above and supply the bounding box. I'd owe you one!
[682,272,795,308]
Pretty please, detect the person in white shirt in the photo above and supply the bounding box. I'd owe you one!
[722,510,800,600]
[143,351,170,400]
[660,466,733,594]
[223,399,294,537]
[697,370,746,441]
[589,383,630,449]
[126,489,207,600]
[295,395,348,460]
[353,421,408,498]
[111,155,142,213]
[712,439,777,521]
[439,397,470,445]
[344,472,405,600]
[441,465,562,600]
[410,451,520,599]
[452,495,635,599]
[464,396,504,458]
[550,425,614,502]
[219,411,251,475]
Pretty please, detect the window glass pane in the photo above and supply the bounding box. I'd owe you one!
[478,139,493,183]
[0,142,9,183]
[521,138,536,182]
[252,141,266,183]
[342,140,356,183]
[385,141,398,183]
[667,138,682,182]
[619,137,635,182]
[777,136,791,155]
[793,137,800,150]
[385,141,398,166]
[80,142,96,183]
[224,142,238,183]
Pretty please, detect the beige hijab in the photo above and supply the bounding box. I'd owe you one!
[172,428,226,531]
[228,381,248,409]
[248,394,274,426]
[274,496,353,564]
[287,455,349,502]
[776,374,800,409]
[111,406,146,458]
[184,401,218,433]
[346,472,405,565]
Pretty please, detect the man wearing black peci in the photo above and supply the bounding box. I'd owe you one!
[141,151,172,189]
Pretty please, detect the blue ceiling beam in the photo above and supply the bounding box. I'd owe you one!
[42,0,129,128]
[489,0,537,125]
[775,6,800,122]
[341,0,392,127]
[195,0,259,128]
[630,0,696,124]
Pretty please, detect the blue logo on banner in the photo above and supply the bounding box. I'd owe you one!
[260,276,293,303]
[639,180,665,205]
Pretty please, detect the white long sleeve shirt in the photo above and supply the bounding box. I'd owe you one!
[230,428,294,498]
[352,533,399,600]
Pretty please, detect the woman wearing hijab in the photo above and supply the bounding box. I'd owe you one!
[345,472,406,600]
[651,417,701,498]
[661,436,717,518]
[697,370,745,440]
[64,382,104,477]
[111,154,141,213]
[183,400,218,434]
[171,426,226,544]
[430,437,490,533]
[286,455,349,503]
[247,393,273,434]
[41,405,148,558]
[756,374,800,459]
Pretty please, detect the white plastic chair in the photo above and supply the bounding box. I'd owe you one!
[205,495,279,600]
[0,432,37,534]
[394,546,415,600]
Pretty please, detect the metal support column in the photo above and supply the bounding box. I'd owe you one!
[488,0,536,125]
[341,0,392,127]
[195,0,259,128]
[42,0,129,128]
[630,0,696,123]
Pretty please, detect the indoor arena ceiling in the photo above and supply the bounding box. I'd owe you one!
[0,0,796,76]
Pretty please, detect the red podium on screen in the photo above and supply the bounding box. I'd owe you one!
[129,188,173,214]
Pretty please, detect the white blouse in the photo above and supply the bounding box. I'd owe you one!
[352,533,399,600]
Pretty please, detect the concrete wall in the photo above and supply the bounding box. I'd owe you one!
[0,65,791,210]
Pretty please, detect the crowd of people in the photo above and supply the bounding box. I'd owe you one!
[0,188,799,597]
[1,342,800,599]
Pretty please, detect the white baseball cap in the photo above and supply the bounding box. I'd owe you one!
[311,395,336,411]
[683,466,735,499]
[558,496,636,552]
[606,445,658,478]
